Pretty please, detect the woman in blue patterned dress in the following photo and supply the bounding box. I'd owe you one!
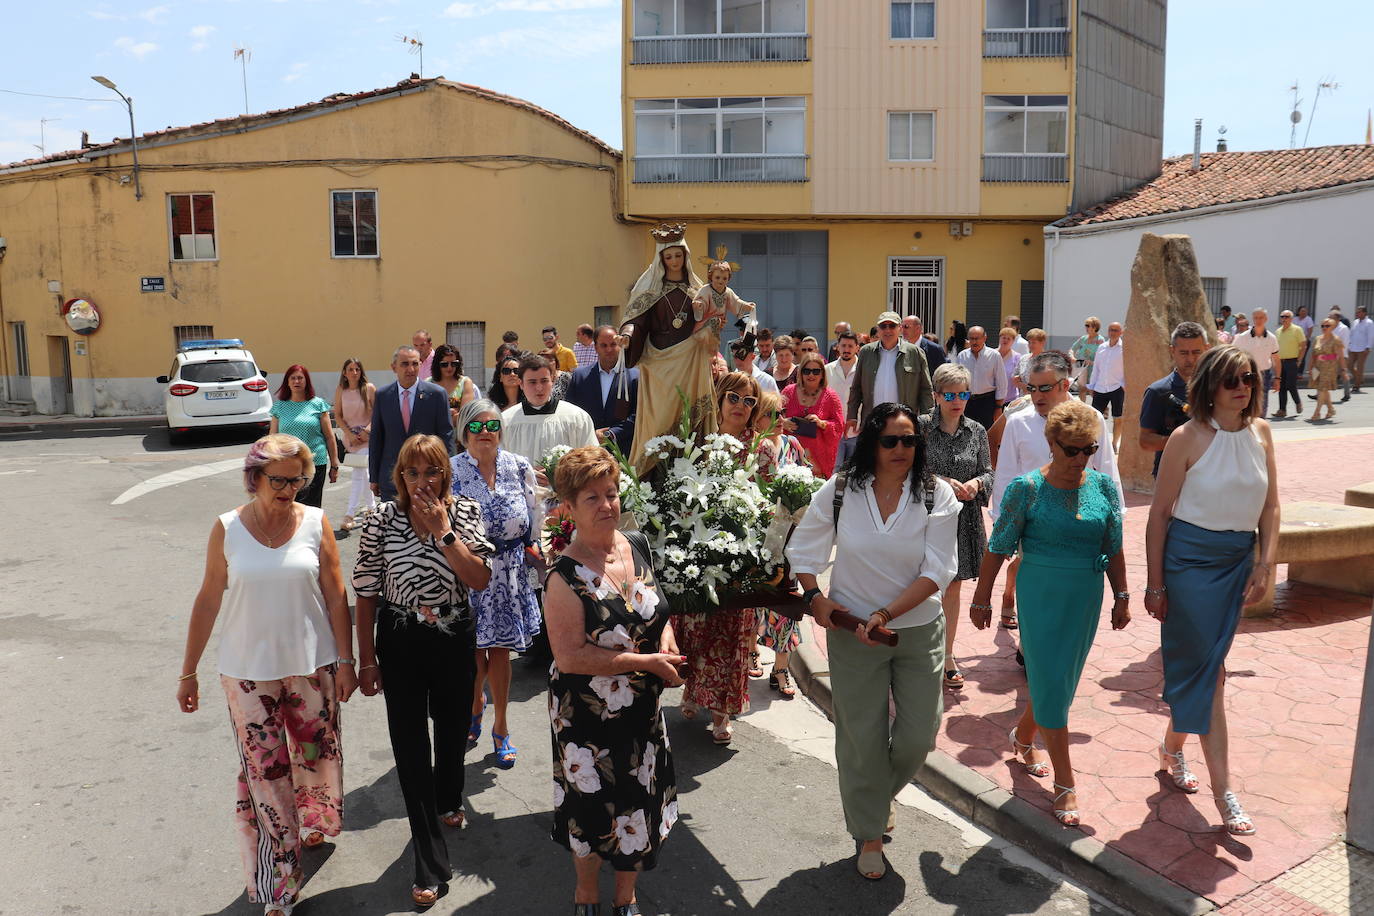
[969,400,1131,827]
[450,398,542,770]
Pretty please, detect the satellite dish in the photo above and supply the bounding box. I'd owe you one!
[1290,110,1303,124]
[1218,125,1228,135]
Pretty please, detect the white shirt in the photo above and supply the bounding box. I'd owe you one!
[1231,328,1279,369]
[1332,321,1351,347]
[873,342,901,408]
[216,506,337,680]
[1088,339,1125,393]
[1011,334,1030,356]
[787,476,960,628]
[757,350,775,373]
[1174,422,1268,533]
[989,407,1124,521]
[1349,317,1374,352]
[751,365,779,395]
[500,401,598,468]
[956,347,1008,400]
[826,358,858,421]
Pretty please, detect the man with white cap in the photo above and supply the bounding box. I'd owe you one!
[846,310,933,436]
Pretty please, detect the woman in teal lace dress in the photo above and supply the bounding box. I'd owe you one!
[969,400,1130,827]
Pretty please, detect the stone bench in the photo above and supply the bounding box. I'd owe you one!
[1246,500,1374,616]
[1346,482,1374,510]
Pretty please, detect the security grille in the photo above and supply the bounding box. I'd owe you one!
[888,258,943,333]
[1278,279,1317,318]
[446,321,486,382]
[1201,277,1227,317]
[174,325,215,347]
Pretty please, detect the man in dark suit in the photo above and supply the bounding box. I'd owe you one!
[846,310,934,435]
[902,315,946,373]
[369,344,455,501]
[565,325,638,455]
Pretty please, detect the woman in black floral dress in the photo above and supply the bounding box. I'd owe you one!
[918,363,993,689]
[544,446,683,916]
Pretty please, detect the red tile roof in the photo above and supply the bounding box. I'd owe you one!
[1055,144,1374,228]
[1,77,617,171]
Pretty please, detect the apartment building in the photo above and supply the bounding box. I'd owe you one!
[621,0,1166,342]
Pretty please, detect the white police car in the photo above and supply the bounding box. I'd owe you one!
[157,339,273,442]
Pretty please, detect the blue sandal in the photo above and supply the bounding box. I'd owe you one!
[469,694,487,742]
[493,733,517,769]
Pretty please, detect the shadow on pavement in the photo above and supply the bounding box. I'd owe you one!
[916,848,1119,915]
[142,425,266,453]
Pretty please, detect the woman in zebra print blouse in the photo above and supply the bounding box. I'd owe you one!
[353,434,494,908]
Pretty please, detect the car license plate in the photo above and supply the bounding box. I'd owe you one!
[206,391,238,400]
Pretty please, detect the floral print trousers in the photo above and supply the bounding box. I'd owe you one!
[222,667,343,908]
[674,608,755,716]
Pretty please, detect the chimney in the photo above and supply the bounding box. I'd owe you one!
[80,131,90,148]
[1217,136,1228,152]
[1192,119,1203,170]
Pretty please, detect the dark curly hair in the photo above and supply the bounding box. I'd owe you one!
[842,402,931,500]
[429,343,462,382]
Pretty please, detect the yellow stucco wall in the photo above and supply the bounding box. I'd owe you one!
[0,84,641,415]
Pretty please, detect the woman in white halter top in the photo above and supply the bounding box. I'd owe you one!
[1144,346,1279,839]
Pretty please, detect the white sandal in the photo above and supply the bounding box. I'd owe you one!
[1009,728,1049,778]
[264,902,294,916]
[1051,784,1080,827]
[1158,744,1200,794]
[1215,791,1256,836]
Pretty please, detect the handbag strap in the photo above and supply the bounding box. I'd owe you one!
[832,470,849,534]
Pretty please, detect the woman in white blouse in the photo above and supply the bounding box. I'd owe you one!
[788,402,960,881]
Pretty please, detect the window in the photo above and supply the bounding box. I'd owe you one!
[181,360,257,383]
[891,1,935,39]
[987,0,1067,29]
[593,306,618,330]
[889,258,943,334]
[1356,280,1374,314]
[1278,279,1317,317]
[445,321,486,380]
[332,190,379,258]
[1201,277,1227,317]
[888,112,935,161]
[634,0,805,36]
[633,97,807,182]
[9,322,29,377]
[174,325,215,347]
[984,95,1067,154]
[169,193,217,260]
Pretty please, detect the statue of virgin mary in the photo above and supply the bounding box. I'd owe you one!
[618,223,719,473]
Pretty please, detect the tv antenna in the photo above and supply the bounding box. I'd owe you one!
[397,33,424,77]
[233,44,252,114]
[1302,79,1339,147]
[35,117,63,156]
[1288,81,1302,148]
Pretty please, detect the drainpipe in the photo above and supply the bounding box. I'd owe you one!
[0,246,8,403]
[1044,226,1063,346]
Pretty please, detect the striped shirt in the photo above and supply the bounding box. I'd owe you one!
[352,498,494,618]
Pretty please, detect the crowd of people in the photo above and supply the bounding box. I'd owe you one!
[179,227,1364,911]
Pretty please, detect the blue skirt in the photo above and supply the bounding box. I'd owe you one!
[1161,519,1255,735]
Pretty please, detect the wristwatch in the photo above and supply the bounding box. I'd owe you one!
[802,587,823,606]
[439,530,458,547]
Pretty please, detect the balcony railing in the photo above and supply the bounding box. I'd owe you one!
[981,154,1068,183]
[633,155,808,184]
[631,34,809,64]
[982,28,1070,58]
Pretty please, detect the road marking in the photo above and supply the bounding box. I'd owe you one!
[0,469,36,475]
[112,458,242,505]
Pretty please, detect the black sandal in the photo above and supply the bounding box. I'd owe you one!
[747,650,764,678]
[769,669,796,697]
[943,669,965,689]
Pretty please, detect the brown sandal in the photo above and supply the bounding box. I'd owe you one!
[441,809,465,828]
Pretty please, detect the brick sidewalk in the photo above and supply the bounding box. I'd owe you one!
[803,432,1374,909]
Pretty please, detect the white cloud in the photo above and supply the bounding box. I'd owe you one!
[444,0,615,18]
[283,62,310,83]
[114,36,159,59]
[88,9,123,20]
[453,17,617,60]
[189,25,216,52]
[139,4,171,23]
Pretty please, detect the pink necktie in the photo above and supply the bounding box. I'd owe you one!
[401,388,411,431]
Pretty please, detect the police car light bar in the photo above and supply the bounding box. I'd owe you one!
[178,338,245,352]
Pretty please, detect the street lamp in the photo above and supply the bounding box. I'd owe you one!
[90,75,142,201]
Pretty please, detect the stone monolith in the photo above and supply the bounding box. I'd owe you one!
[1119,233,1216,494]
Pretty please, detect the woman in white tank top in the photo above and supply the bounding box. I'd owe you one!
[1144,346,1279,839]
[176,433,356,916]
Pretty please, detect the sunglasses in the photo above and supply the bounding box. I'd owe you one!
[724,391,758,408]
[437,361,459,369]
[262,473,309,490]
[878,322,899,329]
[1056,442,1100,457]
[940,391,971,401]
[800,367,824,376]
[878,434,918,449]
[401,467,445,482]
[1221,372,1257,390]
[1026,382,1062,393]
[500,366,520,375]
[466,419,502,434]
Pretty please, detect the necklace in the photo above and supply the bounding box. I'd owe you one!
[251,502,294,547]
[670,299,689,329]
[573,541,637,599]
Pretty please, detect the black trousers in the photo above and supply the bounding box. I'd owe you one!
[1278,358,1302,413]
[376,605,476,888]
[966,391,998,429]
[296,464,327,508]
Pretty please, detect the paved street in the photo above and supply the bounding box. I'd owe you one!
[0,424,1119,915]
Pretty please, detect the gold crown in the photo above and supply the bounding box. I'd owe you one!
[698,244,741,274]
[650,222,687,244]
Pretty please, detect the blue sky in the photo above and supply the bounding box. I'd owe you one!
[1,1,1370,167]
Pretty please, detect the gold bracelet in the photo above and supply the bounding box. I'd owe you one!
[178,672,197,682]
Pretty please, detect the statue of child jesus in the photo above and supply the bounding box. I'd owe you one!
[692,261,756,336]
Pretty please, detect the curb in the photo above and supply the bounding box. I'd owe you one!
[790,634,1215,916]
[0,414,163,431]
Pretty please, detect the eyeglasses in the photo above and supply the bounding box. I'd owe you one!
[1026,382,1062,393]
[878,434,918,449]
[1221,371,1257,390]
[262,473,309,490]
[437,361,459,369]
[724,391,758,408]
[940,391,972,401]
[465,419,502,434]
[401,467,445,482]
[800,367,824,376]
[500,366,520,375]
[1056,442,1100,457]
[542,336,557,344]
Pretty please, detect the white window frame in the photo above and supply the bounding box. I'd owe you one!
[633,0,807,37]
[888,257,944,333]
[167,193,218,262]
[633,97,807,159]
[985,0,1068,30]
[890,1,936,40]
[982,94,1068,156]
[330,189,380,260]
[887,111,936,162]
